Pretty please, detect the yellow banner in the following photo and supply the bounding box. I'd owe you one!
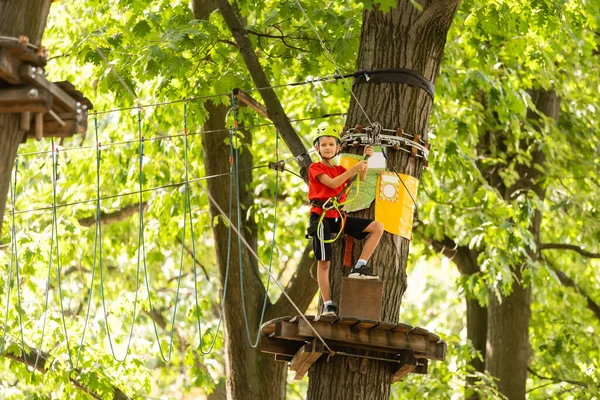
[375,171,418,239]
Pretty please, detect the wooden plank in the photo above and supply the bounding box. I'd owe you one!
[55,81,94,110]
[415,340,446,361]
[354,319,378,329]
[292,339,323,380]
[315,314,337,324]
[19,64,79,113]
[0,48,22,84]
[0,87,52,113]
[428,332,441,342]
[373,322,397,331]
[337,316,358,326]
[261,316,293,336]
[297,320,429,353]
[339,278,383,321]
[409,327,430,336]
[259,335,303,356]
[274,321,307,341]
[392,322,413,333]
[289,315,315,323]
[233,88,269,119]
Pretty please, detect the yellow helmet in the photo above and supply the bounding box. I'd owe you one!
[313,125,342,145]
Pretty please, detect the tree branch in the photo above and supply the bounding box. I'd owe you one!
[3,346,130,400]
[527,367,588,389]
[429,236,480,276]
[246,28,308,52]
[269,243,317,318]
[544,257,600,322]
[78,203,147,227]
[216,0,312,181]
[178,236,211,280]
[539,243,600,258]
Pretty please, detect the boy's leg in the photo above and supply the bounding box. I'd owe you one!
[311,215,336,303]
[317,260,332,302]
[358,220,384,261]
[344,217,384,279]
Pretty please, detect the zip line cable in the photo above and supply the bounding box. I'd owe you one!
[12,165,269,216]
[16,113,342,158]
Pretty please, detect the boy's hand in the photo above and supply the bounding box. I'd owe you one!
[363,145,374,158]
[350,160,368,173]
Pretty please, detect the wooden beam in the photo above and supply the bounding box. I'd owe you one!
[35,112,43,140]
[392,350,416,383]
[0,86,52,113]
[290,339,323,380]
[20,112,30,130]
[259,335,303,356]
[274,321,306,341]
[296,320,429,354]
[232,88,269,119]
[19,64,79,113]
[0,48,22,84]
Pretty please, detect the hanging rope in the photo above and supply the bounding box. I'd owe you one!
[194,103,234,355]
[97,112,142,362]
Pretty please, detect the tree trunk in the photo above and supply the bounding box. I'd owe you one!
[485,89,560,399]
[0,0,51,237]
[307,2,461,398]
[201,101,287,400]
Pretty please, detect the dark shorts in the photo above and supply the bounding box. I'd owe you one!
[309,212,372,261]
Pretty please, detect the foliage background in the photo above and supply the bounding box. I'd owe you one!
[0,0,599,398]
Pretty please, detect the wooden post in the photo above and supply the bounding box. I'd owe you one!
[20,112,30,131]
[35,112,43,141]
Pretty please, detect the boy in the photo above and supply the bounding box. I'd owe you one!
[308,125,384,316]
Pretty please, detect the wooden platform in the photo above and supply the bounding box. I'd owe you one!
[260,315,446,381]
[0,36,93,141]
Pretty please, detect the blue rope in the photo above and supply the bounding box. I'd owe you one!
[193,104,233,355]
[97,112,142,362]
[51,139,76,369]
[232,95,280,347]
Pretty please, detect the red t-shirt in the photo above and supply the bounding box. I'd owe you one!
[308,162,348,218]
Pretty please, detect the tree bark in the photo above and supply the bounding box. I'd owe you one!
[485,89,560,399]
[201,101,287,400]
[0,0,51,237]
[307,2,461,399]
